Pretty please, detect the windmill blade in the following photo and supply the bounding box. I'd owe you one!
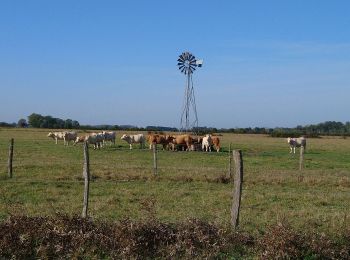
[178,57,185,62]
[184,52,189,60]
[177,62,184,66]
[178,65,185,70]
[190,66,196,70]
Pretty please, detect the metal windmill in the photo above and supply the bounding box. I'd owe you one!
[177,51,203,133]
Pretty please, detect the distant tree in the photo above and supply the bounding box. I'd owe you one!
[0,122,16,127]
[72,120,80,129]
[55,118,65,128]
[28,113,44,128]
[27,113,80,129]
[64,119,73,129]
[17,118,28,128]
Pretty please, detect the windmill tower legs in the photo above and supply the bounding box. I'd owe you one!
[181,73,198,133]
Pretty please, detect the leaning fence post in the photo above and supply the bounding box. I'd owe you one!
[8,138,14,178]
[82,141,90,218]
[231,150,243,229]
[228,143,232,180]
[299,146,304,171]
[153,144,158,175]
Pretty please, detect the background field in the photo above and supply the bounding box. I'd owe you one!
[0,128,349,236]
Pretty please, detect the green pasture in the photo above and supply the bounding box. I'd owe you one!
[0,128,349,236]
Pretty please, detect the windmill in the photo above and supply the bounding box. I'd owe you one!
[177,51,203,133]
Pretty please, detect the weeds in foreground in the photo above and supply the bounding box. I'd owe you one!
[0,215,349,259]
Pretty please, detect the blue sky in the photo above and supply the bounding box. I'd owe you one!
[0,1,349,128]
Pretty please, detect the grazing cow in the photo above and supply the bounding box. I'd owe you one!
[170,134,193,151]
[287,137,306,154]
[47,132,65,144]
[211,136,221,152]
[202,134,212,152]
[102,131,116,146]
[73,136,86,145]
[147,133,174,150]
[189,136,203,151]
[85,133,104,149]
[63,131,77,146]
[121,134,146,149]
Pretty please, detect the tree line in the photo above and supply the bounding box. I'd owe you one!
[1,113,350,137]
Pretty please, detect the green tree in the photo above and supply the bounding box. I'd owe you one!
[17,118,28,128]
[28,113,44,128]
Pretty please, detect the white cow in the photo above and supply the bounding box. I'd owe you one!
[121,134,145,149]
[287,137,306,154]
[85,133,104,149]
[47,132,65,144]
[102,131,116,146]
[202,134,212,152]
[63,131,77,146]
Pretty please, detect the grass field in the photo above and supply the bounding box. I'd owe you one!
[1,127,350,237]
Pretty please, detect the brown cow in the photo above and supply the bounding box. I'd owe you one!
[73,136,86,145]
[211,136,221,152]
[147,133,173,150]
[170,134,193,151]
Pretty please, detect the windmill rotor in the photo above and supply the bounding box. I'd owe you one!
[177,51,198,75]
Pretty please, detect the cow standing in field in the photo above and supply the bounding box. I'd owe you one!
[63,131,77,146]
[169,134,193,151]
[85,133,104,149]
[287,137,306,154]
[189,136,203,151]
[147,133,174,150]
[121,134,146,149]
[202,134,212,152]
[211,136,221,152]
[73,135,86,145]
[47,132,65,144]
[102,131,116,146]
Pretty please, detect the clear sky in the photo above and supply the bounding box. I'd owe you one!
[0,1,349,128]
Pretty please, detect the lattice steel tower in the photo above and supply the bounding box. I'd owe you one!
[177,51,203,132]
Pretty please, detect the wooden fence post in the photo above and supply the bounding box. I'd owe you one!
[153,144,158,175]
[231,150,243,229]
[228,143,232,179]
[299,146,304,171]
[82,142,90,218]
[8,138,14,178]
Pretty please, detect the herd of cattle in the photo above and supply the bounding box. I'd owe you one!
[47,131,307,153]
[47,131,221,152]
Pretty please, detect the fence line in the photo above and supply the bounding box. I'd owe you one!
[231,150,243,229]
[228,143,232,179]
[299,146,304,171]
[153,144,158,175]
[82,142,90,218]
[7,138,14,178]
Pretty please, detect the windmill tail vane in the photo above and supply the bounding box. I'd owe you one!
[177,51,203,133]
